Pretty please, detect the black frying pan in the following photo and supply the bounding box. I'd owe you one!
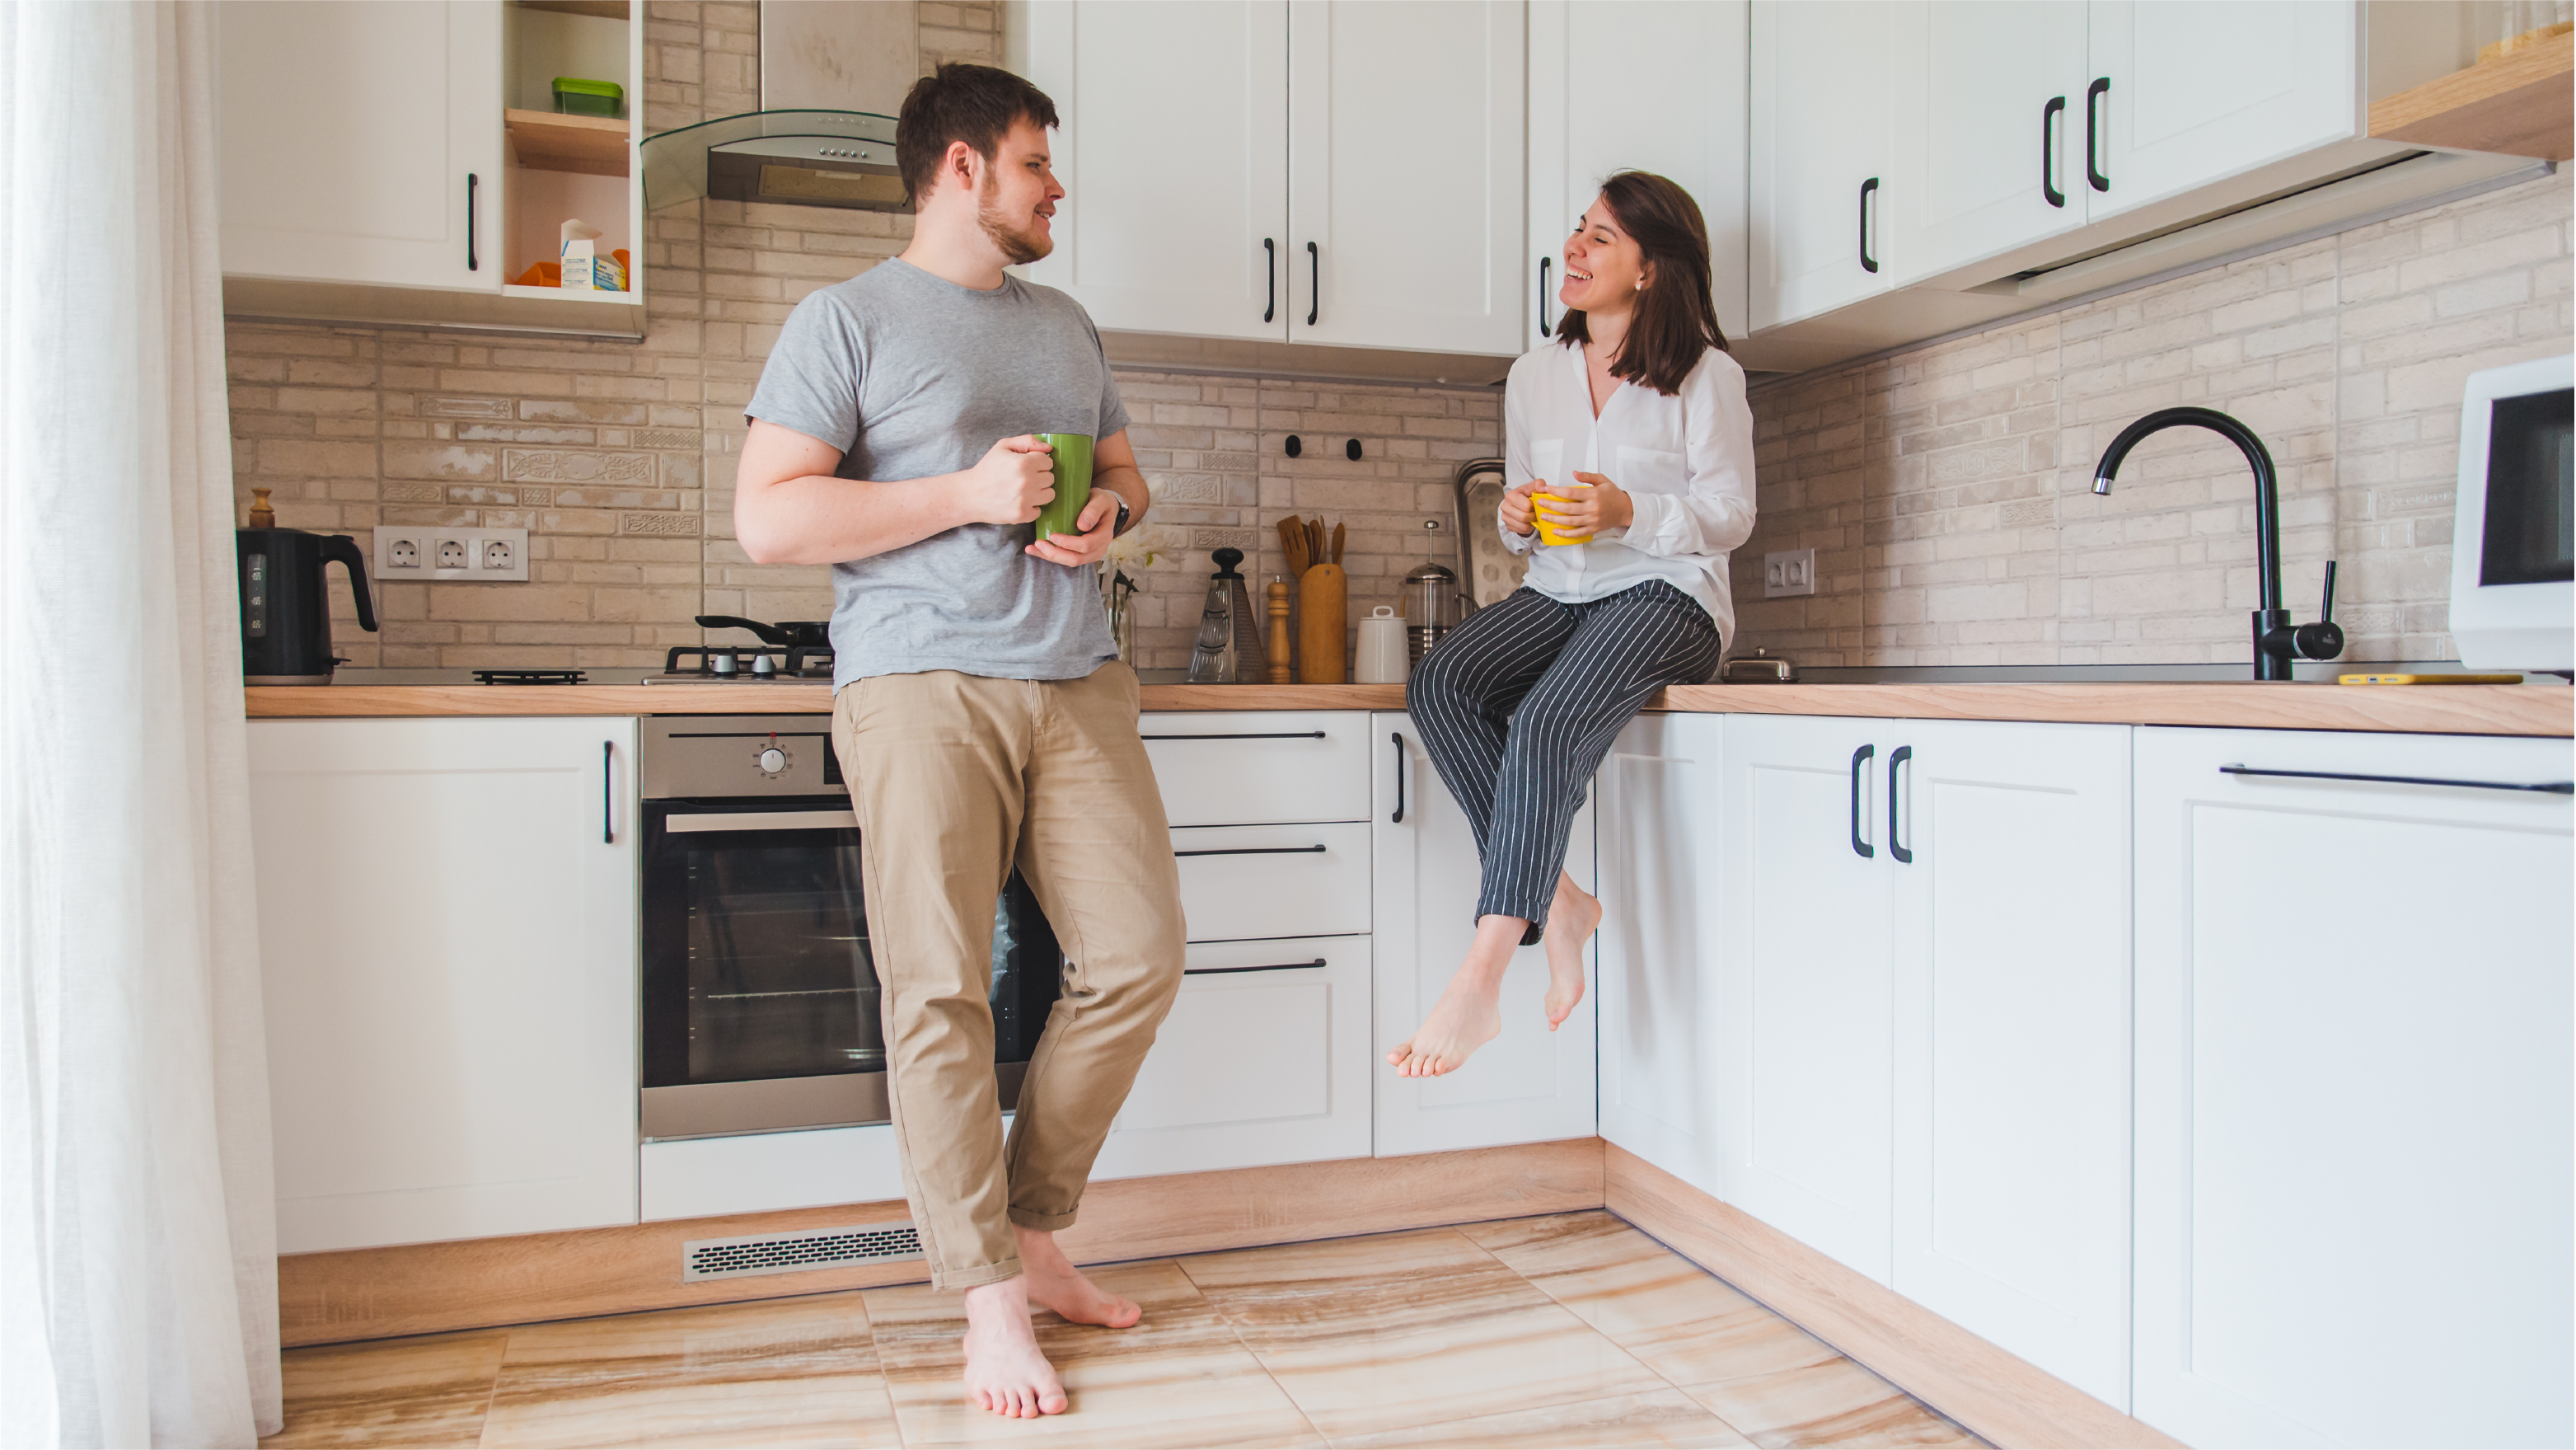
[696,615,831,650]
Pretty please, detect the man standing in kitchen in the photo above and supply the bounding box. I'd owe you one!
[731,63,1179,1420]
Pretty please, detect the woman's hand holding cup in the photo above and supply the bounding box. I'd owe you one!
[1499,480,1545,537]
[1536,471,1632,544]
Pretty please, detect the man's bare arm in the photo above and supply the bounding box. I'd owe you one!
[733,419,1061,565]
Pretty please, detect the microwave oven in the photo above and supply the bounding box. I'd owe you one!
[2450,354,2573,673]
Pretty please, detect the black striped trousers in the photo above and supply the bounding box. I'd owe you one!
[1407,580,1723,933]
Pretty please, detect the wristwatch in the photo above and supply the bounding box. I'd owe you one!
[1110,492,1134,537]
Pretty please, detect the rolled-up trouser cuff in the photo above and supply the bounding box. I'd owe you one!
[933,1255,1026,1293]
[1008,1205,1078,1232]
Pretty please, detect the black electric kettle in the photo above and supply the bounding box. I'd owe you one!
[237,489,377,684]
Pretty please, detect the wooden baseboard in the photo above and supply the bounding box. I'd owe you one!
[279,1139,1606,1347]
[1603,1145,2185,1450]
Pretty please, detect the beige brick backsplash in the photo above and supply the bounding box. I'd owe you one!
[1739,169,2570,669]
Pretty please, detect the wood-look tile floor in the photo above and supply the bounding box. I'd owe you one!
[261,1211,1987,1449]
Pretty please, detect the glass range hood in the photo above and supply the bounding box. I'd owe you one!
[639,110,906,214]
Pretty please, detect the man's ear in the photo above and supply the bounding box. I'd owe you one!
[943,138,981,195]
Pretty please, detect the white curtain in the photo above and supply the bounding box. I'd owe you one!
[0,2,283,1445]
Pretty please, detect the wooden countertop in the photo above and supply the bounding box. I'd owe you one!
[243,680,2571,736]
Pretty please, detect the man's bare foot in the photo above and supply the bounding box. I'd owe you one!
[961,1276,1067,1419]
[1543,874,1600,1030]
[1015,1225,1140,1329]
[1387,970,1503,1077]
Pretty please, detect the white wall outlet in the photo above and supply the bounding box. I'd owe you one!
[374,527,528,583]
[1763,547,1817,599]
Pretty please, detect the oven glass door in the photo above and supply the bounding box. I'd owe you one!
[641,797,1059,1138]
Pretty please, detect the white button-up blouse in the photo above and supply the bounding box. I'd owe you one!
[1498,339,1758,646]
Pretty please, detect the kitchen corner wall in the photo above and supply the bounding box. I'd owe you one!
[1731,168,2574,669]
[223,0,1497,673]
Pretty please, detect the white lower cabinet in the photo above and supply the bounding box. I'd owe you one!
[249,716,639,1252]
[1713,714,2132,1406]
[1714,714,1898,1279]
[1593,713,1728,1193]
[1173,822,1371,942]
[1371,713,1597,1156]
[1093,935,1373,1179]
[2132,727,2574,1449]
[1889,718,2133,1410]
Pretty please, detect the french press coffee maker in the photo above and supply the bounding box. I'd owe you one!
[1402,561,1460,665]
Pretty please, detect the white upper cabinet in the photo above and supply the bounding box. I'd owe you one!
[1525,0,1749,349]
[1372,715,1596,1156]
[1749,1,1899,331]
[2084,1,2359,223]
[1289,1,1525,354]
[218,0,503,291]
[1887,1,2091,287]
[1014,1,1290,340]
[2133,727,2574,1449]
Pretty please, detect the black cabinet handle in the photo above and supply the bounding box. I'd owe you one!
[1306,241,1319,325]
[2086,77,2110,192]
[1888,745,1913,864]
[1391,731,1407,824]
[1174,844,1330,858]
[1263,238,1276,323]
[466,173,480,271]
[1185,959,1328,976]
[1858,178,1879,274]
[602,739,613,843]
[1538,256,1553,338]
[1140,730,1328,741]
[2219,763,2573,795]
[2041,96,2066,208]
[1850,744,1875,858]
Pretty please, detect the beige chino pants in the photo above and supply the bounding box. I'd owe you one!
[831,662,1185,1290]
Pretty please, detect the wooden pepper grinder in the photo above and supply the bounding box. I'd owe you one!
[247,487,275,528]
[1267,578,1293,684]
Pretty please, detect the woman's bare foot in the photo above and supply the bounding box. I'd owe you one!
[1015,1225,1140,1329]
[961,1276,1068,1419]
[1386,915,1525,1077]
[1543,873,1600,1030]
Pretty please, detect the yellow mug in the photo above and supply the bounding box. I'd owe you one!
[1534,481,1593,547]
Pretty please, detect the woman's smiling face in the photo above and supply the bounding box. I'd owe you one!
[1560,195,1649,315]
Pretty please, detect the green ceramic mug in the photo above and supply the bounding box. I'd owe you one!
[1032,432,1095,542]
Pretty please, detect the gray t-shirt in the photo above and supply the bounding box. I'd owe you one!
[746,258,1130,687]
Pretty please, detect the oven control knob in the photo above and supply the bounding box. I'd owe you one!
[756,746,788,775]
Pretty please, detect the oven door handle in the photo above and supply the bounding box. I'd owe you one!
[664,809,859,833]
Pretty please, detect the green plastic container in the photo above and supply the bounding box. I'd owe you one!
[553,77,624,118]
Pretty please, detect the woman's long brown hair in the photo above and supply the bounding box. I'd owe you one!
[1556,171,1729,395]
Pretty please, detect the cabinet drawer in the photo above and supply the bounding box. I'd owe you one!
[1174,822,1371,941]
[1091,936,1373,1180]
[1141,711,1374,826]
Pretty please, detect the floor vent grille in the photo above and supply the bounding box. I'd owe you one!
[681,1220,923,1281]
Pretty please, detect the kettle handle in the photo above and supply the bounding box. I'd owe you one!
[321,534,378,632]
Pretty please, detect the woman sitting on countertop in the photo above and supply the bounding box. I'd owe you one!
[1390,170,1756,1077]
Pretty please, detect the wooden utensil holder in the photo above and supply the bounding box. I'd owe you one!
[1296,564,1347,683]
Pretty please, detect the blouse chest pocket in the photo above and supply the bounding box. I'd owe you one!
[1616,443,1687,497]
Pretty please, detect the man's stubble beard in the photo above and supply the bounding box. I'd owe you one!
[977,171,1051,266]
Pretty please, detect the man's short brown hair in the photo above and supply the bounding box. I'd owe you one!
[896,63,1060,206]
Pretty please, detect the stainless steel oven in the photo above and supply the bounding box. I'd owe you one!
[639,715,1060,1139]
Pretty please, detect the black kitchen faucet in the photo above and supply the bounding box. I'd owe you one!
[2091,406,2344,682]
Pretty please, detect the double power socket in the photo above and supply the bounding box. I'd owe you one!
[374,527,531,583]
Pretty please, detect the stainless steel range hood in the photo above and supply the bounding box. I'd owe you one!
[639,109,905,212]
[639,0,916,213]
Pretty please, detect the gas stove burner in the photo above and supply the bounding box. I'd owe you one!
[662,645,833,680]
[474,669,588,685]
